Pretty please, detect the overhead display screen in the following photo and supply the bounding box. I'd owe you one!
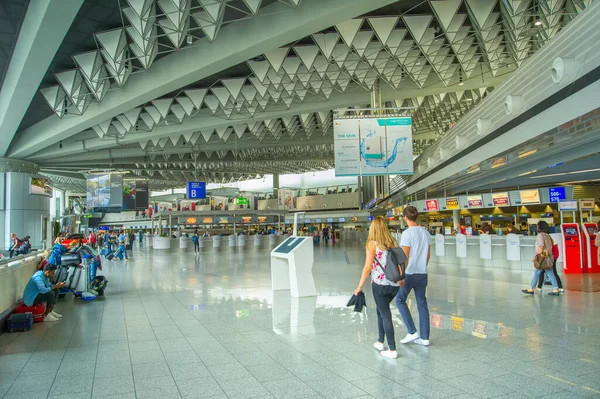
[86,174,123,212]
[122,180,149,210]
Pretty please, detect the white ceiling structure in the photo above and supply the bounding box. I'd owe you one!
[1,0,595,190]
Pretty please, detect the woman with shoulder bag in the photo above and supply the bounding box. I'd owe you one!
[354,216,402,359]
[522,221,560,296]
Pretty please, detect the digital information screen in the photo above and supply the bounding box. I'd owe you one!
[587,226,598,235]
[273,237,307,254]
[564,227,578,236]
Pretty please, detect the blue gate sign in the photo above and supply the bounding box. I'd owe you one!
[186,182,206,199]
[549,187,566,203]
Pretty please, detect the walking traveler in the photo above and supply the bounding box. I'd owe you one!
[354,216,401,359]
[523,221,560,296]
[396,206,432,346]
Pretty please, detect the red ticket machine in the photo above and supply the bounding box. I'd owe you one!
[581,223,599,273]
[561,224,583,274]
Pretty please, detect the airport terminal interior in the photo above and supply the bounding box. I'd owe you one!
[1,0,600,398]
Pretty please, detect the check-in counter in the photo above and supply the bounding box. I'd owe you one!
[430,233,563,271]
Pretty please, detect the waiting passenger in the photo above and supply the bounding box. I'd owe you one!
[191,232,200,254]
[22,263,65,322]
[9,233,21,258]
[508,222,521,235]
[354,216,401,359]
[48,238,67,265]
[522,221,560,296]
[396,206,431,347]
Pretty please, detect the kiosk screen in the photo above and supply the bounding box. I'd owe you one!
[273,237,307,254]
[586,226,598,235]
[564,227,578,236]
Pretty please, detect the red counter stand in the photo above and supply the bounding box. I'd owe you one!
[15,302,46,323]
[581,223,600,273]
[561,224,583,274]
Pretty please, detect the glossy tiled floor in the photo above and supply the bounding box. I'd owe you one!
[1,239,600,399]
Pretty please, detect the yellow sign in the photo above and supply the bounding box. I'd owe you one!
[185,217,197,225]
[520,189,540,204]
[202,217,213,224]
[257,216,267,223]
[451,316,464,332]
[445,197,460,210]
[242,216,252,223]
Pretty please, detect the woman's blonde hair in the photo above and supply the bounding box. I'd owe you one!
[366,216,396,251]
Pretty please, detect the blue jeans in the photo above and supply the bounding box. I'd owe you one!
[372,283,400,350]
[530,268,558,289]
[115,245,128,260]
[396,274,430,340]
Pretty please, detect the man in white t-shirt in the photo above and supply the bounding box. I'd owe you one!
[396,206,431,346]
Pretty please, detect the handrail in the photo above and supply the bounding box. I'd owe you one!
[0,250,41,270]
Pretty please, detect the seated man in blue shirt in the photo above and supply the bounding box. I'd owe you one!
[22,263,65,322]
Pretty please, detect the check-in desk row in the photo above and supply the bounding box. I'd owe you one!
[429,233,564,271]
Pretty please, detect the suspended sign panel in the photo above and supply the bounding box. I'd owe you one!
[334,117,413,176]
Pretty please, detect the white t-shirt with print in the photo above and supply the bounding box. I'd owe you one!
[400,226,431,275]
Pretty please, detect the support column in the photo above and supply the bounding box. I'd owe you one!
[0,158,49,250]
[272,174,279,199]
[453,210,460,231]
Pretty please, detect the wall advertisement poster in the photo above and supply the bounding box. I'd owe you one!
[467,195,483,208]
[445,197,460,210]
[334,117,413,176]
[277,189,296,210]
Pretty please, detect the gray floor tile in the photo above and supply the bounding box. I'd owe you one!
[94,360,132,379]
[169,362,212,381]
[261,378,319,398]
[130,349,165,364]
[218,377,271,398]
[246,362,294,382]
[399,375,466,399]
[50,373,94,395]
[2,389,51,399]
[134,376,180,397]
[92,375,135,397]
[207,361,253,381]
[175,376,225,398]
[305,376,367,398]
[445,374,516,398]
[5,371,56,394]
[132,361,171,380]
[351,378,417,399]
[163,349,201,365]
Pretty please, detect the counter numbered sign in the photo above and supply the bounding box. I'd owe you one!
[506,234,521,261]
[435,234,445,257]
[456,234,467,258]
[480,234,492,260]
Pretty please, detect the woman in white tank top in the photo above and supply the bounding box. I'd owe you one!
[354,217,401,359]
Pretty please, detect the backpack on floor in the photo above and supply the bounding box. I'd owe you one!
[89,276,108,295]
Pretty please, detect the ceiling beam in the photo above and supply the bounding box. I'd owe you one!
[7,0,399,159]
[30,74,508,162]
[0,0,83,156]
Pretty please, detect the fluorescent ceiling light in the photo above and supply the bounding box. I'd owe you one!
[519,170,537,176]
[518,149,537,158]
[530,167,600,179]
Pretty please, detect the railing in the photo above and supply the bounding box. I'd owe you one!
[0,250,42,319]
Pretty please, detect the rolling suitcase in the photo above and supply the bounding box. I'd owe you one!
[105,252,114,261]
[69,266,83,290]
[7,313,33,332]
[53,265,69,284]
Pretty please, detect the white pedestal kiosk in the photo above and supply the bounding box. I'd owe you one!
[179,236,189,249]
[229,235,236,247]
[212,236,220,248]
[254,235,261,247]
[271,236,316,298]
[237,235,246,247]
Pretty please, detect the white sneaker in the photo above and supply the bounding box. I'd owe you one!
[400,332,419,344]
[50,311,62,318]
[44,313,60,322]
[373,342,384,351]
[380,350,398,359]
[415,338,430,346]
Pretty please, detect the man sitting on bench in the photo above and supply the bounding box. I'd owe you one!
[22,263,65,322]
